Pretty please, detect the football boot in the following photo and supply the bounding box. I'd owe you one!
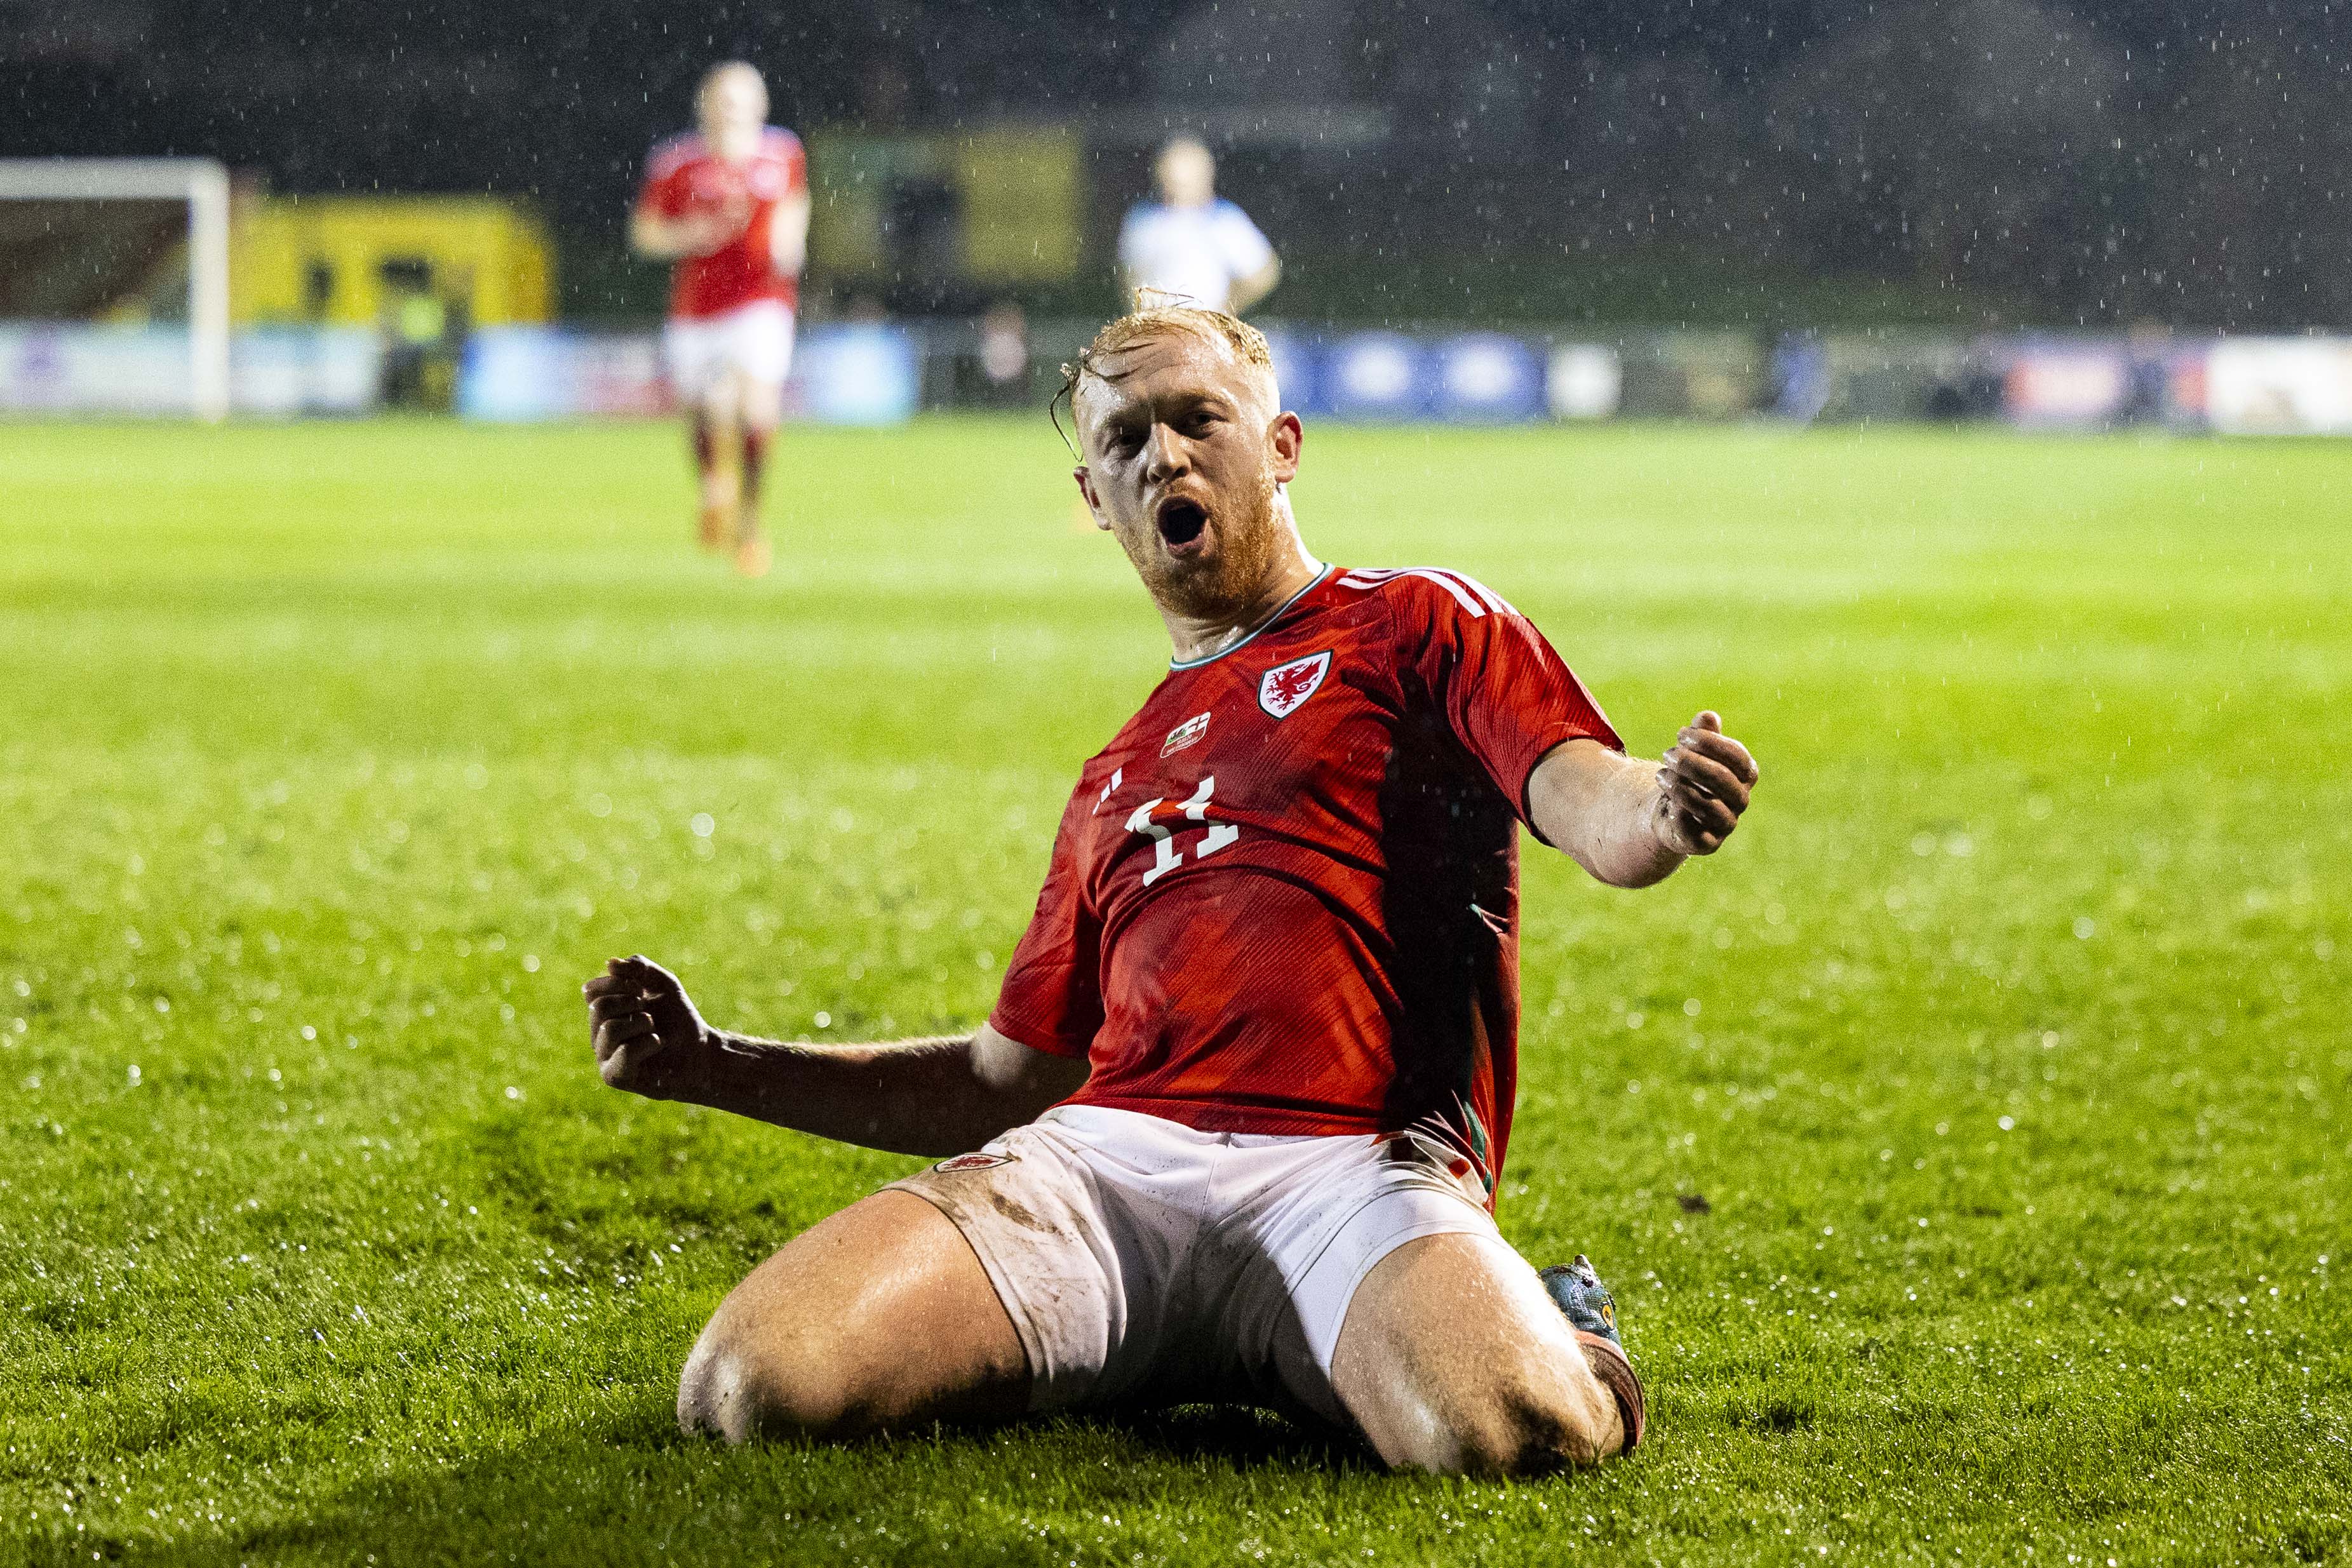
[1539,1253,1646,1452]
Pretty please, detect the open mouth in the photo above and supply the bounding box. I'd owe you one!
[1154,495,1209,550]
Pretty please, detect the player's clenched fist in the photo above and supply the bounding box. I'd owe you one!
[582,955,713,1101]
[1651,710,1759,857]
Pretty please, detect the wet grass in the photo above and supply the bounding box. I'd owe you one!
[3,416,2348,1564]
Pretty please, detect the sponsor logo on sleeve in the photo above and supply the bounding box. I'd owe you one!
[1258,651,1332,719]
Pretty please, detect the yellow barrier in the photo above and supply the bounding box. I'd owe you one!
[231,195,554,326]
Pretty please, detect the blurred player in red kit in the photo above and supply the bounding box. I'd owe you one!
[582,302,1761,1473]
[631,61,809,578]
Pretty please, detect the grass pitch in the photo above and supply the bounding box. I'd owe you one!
[3,417,2347,1565]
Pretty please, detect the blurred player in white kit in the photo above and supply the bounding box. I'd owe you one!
[1119,137,1282,316]
[631,62,810,578]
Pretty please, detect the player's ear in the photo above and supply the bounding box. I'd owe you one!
[1267,411,1303,483]
[1073,466,1111,531]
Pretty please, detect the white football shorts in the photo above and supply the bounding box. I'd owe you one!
[885,1103,1507,1427]
[662,300,796,398]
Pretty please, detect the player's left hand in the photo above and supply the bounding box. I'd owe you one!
[1652,711,1758,857]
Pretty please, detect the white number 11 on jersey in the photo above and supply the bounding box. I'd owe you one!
[1125,775,1240,887]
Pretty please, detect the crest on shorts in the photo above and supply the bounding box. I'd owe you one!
[1258,652,1331,719]
[1162,712,1212,757]
[932,1151,1014,1173]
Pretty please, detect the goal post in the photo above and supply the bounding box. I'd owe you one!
[0,157,232,422]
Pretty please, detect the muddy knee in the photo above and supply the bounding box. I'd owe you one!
[673,1191,1031,1444]
[1404,1361,1621,1477]
[676,1315,871,1445]
[1453,1380,1616,1476]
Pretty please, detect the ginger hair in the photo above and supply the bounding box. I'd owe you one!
[1052,292,1274,456]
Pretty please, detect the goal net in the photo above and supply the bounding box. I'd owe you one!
[0,157,231,420]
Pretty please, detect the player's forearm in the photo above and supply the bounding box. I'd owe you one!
[769,198,810,275]
[681,1031,1047,1156]
[1230,257,1281,314]
[1583,768,1687,888]
[1529,742,1685,889]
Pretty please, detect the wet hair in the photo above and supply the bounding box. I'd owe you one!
[1051,292,1273,459]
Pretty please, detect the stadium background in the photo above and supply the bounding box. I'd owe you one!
[5,0,2351,426]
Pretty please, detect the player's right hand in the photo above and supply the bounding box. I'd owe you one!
[582,955,712,1102]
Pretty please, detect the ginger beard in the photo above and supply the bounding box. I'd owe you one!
[1075,332,1296,624]
[1121,460,1282,623]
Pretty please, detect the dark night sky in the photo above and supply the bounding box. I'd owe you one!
[5,1,2349,324]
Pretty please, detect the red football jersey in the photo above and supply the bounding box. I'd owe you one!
[636,128,807,319]
[989,565,1622,1202]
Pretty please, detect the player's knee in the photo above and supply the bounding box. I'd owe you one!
[676,1317,875,1445]
[698,387,743,429]
[739,384,781,430]
[1449,1372,1617,1477]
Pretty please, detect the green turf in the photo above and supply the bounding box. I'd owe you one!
[3,416,2346,1565]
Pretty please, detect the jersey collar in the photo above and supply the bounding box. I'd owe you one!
[1167,562,1334,671]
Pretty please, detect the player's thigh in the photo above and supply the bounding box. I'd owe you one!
[678,1188,1028,1442]
[696,370,743,427]
[1329,1230,1619,1474]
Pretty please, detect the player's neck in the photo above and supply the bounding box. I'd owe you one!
[1159,532,1322,666]
[708,123,762,161]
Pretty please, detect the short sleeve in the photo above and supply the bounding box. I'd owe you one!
[1390,570,1622,833]
[986,782,1103,1058]
[1215,202,1275,276]
[638,149,687,218]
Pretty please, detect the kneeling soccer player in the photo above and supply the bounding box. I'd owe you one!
[581,302,1760,1473]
